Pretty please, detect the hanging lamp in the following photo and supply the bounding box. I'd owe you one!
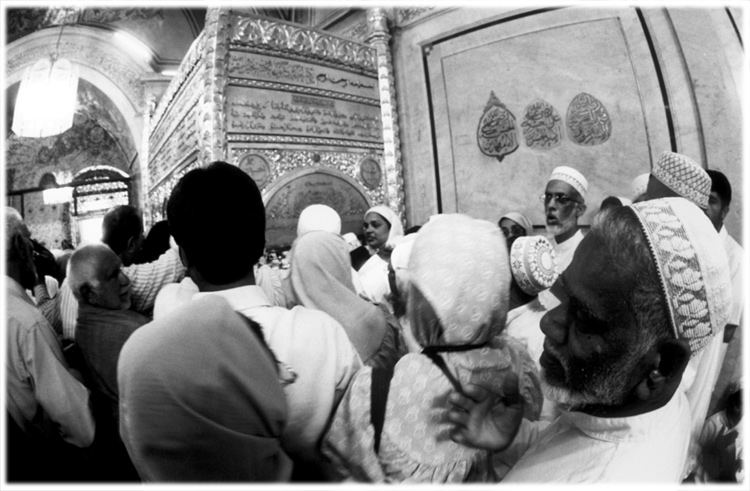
[12,25,79,138]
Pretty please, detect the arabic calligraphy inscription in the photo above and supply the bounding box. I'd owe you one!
[566,92,611,145]
[521,99,562,150]
[476,91,518,162]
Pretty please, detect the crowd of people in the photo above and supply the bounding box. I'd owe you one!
[5,150,743,483]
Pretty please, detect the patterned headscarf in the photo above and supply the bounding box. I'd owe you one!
[651,151,711,209]
[500,211,533,235]
[117,295,291,481]
[629,197,731,355]
[365,205,404,249]
[408,214,510,347]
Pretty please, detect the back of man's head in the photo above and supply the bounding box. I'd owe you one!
[68,243,109,302]
[102,205,143,258]
[167,161,265,285]
[707,169,732,205]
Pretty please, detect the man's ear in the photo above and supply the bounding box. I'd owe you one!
[575,202,587,218]
[79,283,96,305]
[634,338,690,402]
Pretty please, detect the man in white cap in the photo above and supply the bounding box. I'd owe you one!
[448,198,731,483]
[646,151,711,209]
[542,166,588,275]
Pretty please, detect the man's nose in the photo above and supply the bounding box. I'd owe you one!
[540,305,568,345]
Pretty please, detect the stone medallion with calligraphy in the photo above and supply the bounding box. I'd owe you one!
[238,153,272,189]
[566,92,611,145]
[359,157,382,190]
[521,99,563,150]
[477,91,518,162]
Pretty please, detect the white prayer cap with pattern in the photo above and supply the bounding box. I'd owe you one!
[548,166,588,200]
[510,236,558,295]
[629,197,731,355]
[297,204,341,236]
[631,173,650,200]
[651,151,710,209]
[409,214,509,345]
[500,211,533,235]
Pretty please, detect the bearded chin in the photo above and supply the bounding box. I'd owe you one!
[545,223,562,237]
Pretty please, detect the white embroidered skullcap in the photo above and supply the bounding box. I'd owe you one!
[548,166,588,200]
[500,211,533,235]
[297,204,341,237]
[631,173,650,200]
[409,214,510,345]
[510,236,558,295]
[365,205,404,249]
[651,152,710,209]
[629,197,731,355]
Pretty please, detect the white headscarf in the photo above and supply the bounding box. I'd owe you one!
[297,204,342,237]
[365,205,404,249]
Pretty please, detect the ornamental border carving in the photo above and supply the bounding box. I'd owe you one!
[227,77,380,106]
[227,147,386,205]
[226,134,384,150]
[229,14,377,74]
[150,30,206,130]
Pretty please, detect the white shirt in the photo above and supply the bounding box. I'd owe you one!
[499,391,691,482]
[6,277,95,447]
[357,253,391,306]
[538,229,584,310]
[193,285,362,461]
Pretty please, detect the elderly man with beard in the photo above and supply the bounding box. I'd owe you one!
[447,198,730,482]
[542,166,588,275]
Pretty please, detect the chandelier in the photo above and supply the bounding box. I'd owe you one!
[12,26,79,138]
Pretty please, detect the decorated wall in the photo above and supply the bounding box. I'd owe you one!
[393,7,743,238]
[147,9,401,248]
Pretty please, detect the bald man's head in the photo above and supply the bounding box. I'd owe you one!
[68,243,132,310]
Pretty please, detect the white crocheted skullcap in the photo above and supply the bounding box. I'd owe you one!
[297,204,341,237]
[651,151,711,209]
[500,211,533,235]
[548,166,588,200]
[628,197,731,355]
[510,235,558,295]
[630,172,650,200]
[390,233,418,271]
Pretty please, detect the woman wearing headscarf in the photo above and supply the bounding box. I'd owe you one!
[356,205,404,306]
[117,295,292,481]
[322,214,542,483]
[289,231,406,371]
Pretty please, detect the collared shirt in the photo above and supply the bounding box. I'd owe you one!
[193,285,362,461]
[6,277,95,447]
[498,391,691,482]
[59,247,186,340]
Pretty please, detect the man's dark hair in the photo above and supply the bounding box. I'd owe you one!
[102,205,143,256]
[707,169,732,205]
[588,206,672,347]
[167,161,265,285]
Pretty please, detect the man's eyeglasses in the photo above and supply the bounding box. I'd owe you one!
[539,193,581,205]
